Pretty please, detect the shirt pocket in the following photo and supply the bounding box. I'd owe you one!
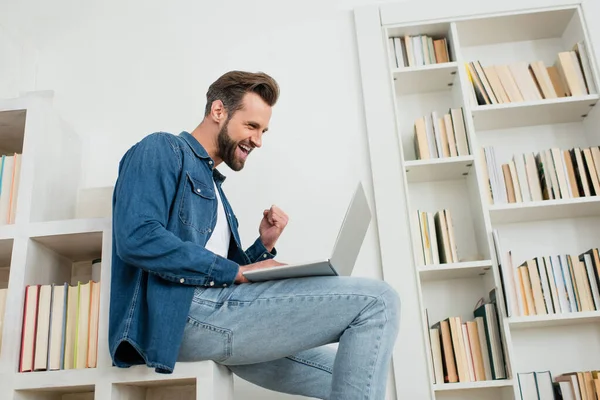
[179,172,216,234]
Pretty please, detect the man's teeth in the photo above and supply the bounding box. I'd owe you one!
[239,144,250,153]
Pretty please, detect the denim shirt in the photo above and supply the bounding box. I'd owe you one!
[109,131,276,373]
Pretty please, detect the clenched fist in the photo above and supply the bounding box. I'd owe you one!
[259,205,289,251]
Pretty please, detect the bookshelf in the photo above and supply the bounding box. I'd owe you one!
[355,0,600,399]
[0,94,233,399]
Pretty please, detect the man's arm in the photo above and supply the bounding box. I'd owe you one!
[113,132,239,287]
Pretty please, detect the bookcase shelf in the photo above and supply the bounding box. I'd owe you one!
[355,1,600,399]
[13,368,97,390]
[405,156,475,183]
[434,379,514,391]
[393,62,459,95]
[508,310,600,329]
[488,196,600,224]
[418,260,492,282]
[0,224,17,240]
[471,94,598,130]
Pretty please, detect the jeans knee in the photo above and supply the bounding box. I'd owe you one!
[379,282,401,325]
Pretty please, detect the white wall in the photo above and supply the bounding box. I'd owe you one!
[0,0,410,398]
[0,24,37,99]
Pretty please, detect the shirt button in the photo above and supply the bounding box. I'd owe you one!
[263,254,268,258]
[223,284,227,287]
[196,188,201,193]
[180,278,185,283]
[208,228,212,233]
[209,160,213,165]
[209,281,215,287]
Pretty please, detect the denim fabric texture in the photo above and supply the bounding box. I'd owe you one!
[181,276,401,400]
[109,131,276,373]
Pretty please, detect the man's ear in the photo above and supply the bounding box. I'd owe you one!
[210,100,227,123]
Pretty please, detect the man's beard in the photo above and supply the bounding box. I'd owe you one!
[217,123,245,171]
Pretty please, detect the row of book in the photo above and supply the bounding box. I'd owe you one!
[493,231,600,317]
[388,35,451,69]
[467,43,595,106]
[413,108,471,160]
[0,153,22,225]
[481,146,600,205]
[413,209,460,266]
[19,280,100,372]
[428,299,507,384]
[0,288,6,350]
[518,370,599,400]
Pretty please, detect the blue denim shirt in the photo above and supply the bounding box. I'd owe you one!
[109,131,276,373]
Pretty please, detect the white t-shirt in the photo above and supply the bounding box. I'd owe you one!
[204,182,231,258]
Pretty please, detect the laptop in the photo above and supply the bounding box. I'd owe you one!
[242,182,372,282]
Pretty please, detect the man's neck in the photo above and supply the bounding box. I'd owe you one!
[190,122,222,165]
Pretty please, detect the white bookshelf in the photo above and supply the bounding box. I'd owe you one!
[355,1,600,399]
[0,94,232,399]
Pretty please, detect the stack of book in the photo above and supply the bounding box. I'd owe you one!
[0,153,22,225]
[493,230,600,318]
[467,42,595,106]
[428,300,507,384]
[413,108,470,160]
[388,35,451,69]
[19,280,100,372]
[481,146,600,205]
[413,209,459,266]
[517,370,600,400]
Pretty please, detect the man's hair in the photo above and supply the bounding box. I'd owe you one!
[204,71,280,118]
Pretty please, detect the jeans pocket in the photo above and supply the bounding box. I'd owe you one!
[178,315,232,363]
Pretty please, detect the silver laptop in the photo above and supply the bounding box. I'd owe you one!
[243,182,372,282]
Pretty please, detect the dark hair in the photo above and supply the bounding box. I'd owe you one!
[204,71,280,117]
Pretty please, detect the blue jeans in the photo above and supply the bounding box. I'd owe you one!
[177,276,401,400]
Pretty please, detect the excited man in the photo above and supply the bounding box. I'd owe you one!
[109,70,401,400]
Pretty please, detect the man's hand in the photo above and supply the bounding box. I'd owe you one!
[235,259,287,284]
[259,205,288,251]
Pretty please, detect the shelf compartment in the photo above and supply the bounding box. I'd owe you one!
[0,109,26,155]
[418,260,493,282]
[14,387,94,400]
[455,8,577,47]
[488,196,600,224]
[471,95,599,131]
[393,62,458,95]
[17,228,104,374]
[405,156,475,183]
[509,311,600,329]
[0,236,14,271]
[434,379,513,391]
[28,218,109,262]
[112,378,195,400]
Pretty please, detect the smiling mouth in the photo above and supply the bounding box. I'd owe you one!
[238,143,251,156]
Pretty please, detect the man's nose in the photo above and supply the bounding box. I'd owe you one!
[251,132,262,148]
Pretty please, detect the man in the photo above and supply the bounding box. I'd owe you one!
[110,70,401,400]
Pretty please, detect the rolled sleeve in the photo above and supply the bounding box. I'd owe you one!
[245,237,277,263]
[155,254,239,287]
